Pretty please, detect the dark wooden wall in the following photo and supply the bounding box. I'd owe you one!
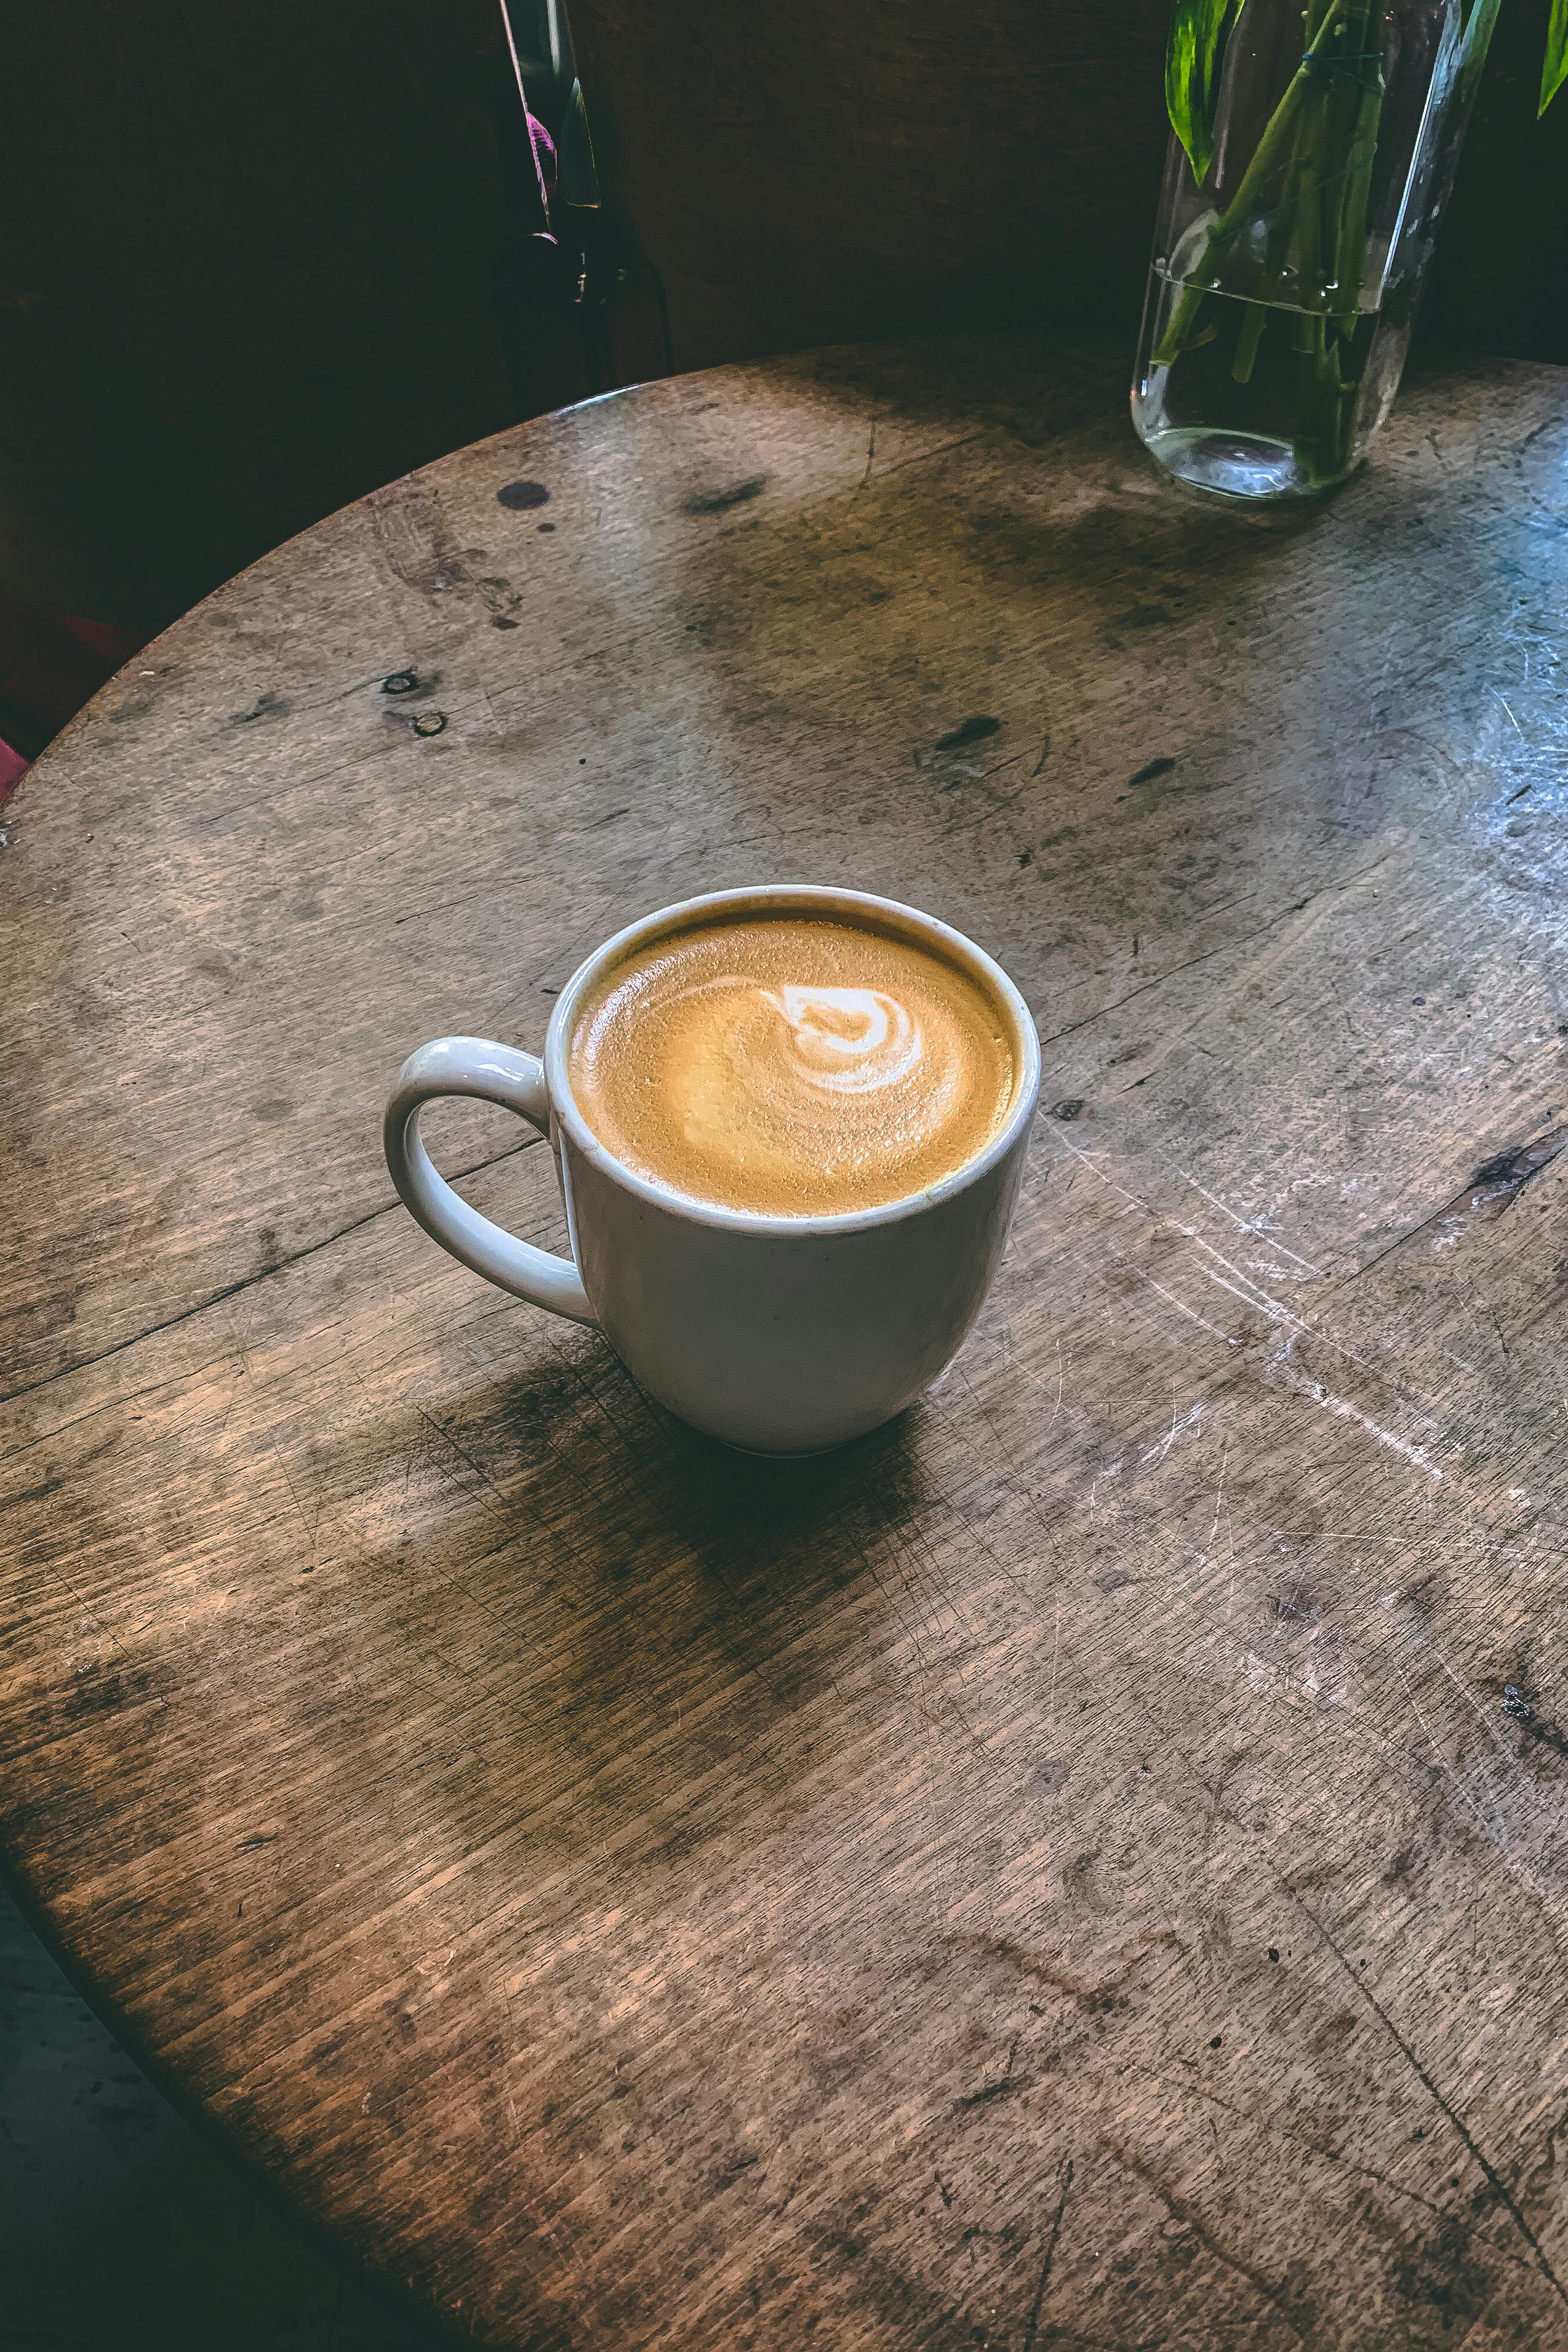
[0,0,527,631]
[1422,0,1568,362]
[569,0,1568,370]
[567,0,1176,370]
[2,0,1562,634]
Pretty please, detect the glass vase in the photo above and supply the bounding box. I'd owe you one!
[1132,0,1499,501]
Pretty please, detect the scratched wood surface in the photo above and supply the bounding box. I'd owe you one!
[4,338,1568,2350]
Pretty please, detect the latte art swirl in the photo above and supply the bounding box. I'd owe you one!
[569,914,1017,1216]
[762,985,923,1094]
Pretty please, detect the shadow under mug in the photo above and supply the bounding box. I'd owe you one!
[383,884,1040,1454]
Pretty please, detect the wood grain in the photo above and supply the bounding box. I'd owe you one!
[5,338,1568,2349]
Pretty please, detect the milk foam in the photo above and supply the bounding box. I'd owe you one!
[761,985,924,1094]
[569,915,1016,1217]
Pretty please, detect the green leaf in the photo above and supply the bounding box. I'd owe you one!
[1166,0,1247,181]
[1542,0,1568,113]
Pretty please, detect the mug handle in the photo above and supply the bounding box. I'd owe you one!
[383,1036,596,1325]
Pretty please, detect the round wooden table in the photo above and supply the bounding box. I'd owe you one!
[5,338,1568,2350]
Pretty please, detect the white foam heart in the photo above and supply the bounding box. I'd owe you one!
[762,984,923,1093]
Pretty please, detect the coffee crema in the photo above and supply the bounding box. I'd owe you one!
[567,912,1018,1216]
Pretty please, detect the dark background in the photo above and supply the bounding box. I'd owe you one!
[0,1877,438,2350]
[0,0,1562,634]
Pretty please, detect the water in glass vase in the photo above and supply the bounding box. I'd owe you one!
[1134,263,1415,503]
[1130,0,1494,503]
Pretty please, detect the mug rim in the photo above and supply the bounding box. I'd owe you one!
[542,883,1041,1237]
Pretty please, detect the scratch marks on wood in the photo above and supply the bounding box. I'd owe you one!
[1437,1655,1524,1774]
[1392,1654,1509,1857]
[1047,1600,1061,1737]
[1184,1233,1315,1340]
[1285,1882,1568,2315]
[1268,1349,1444,1482]
[407,1402,510,1518]
[368,475,467,597]
[1044,1122,1456,1491]
[1208,1441,1229,1552]
[1352,1125,1567,1279]
[1107,2140,1310,2343]
[1021,2157,1074,2352]
[1046,1132,1316,1353]
[1152,2064,1541,2272]
[0,1135,542,1412]
[1023,1336,1068,1444]
[1034,852,1398,1054]
[870,426,988,481]
[1172,1167,1324,1279]
[0,1352,233,1472]
[1139,1268,1242,1350]
[1140,1396,1205,1468]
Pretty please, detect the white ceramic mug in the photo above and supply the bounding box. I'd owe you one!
[383,885,1040,1454]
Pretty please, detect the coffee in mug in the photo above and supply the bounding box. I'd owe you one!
[384,886,1040,1454]
[567,911,1020,1217]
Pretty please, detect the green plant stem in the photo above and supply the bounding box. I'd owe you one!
[1324,0,1384,330]
[1152,88,1307,359]
[1293,74,1326,332]
[1230,300,1267,380]
[1153,0,1339,363]
[1153,0,1392,487]
[1307,0,1384,475]
[1264,135,1309,287]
